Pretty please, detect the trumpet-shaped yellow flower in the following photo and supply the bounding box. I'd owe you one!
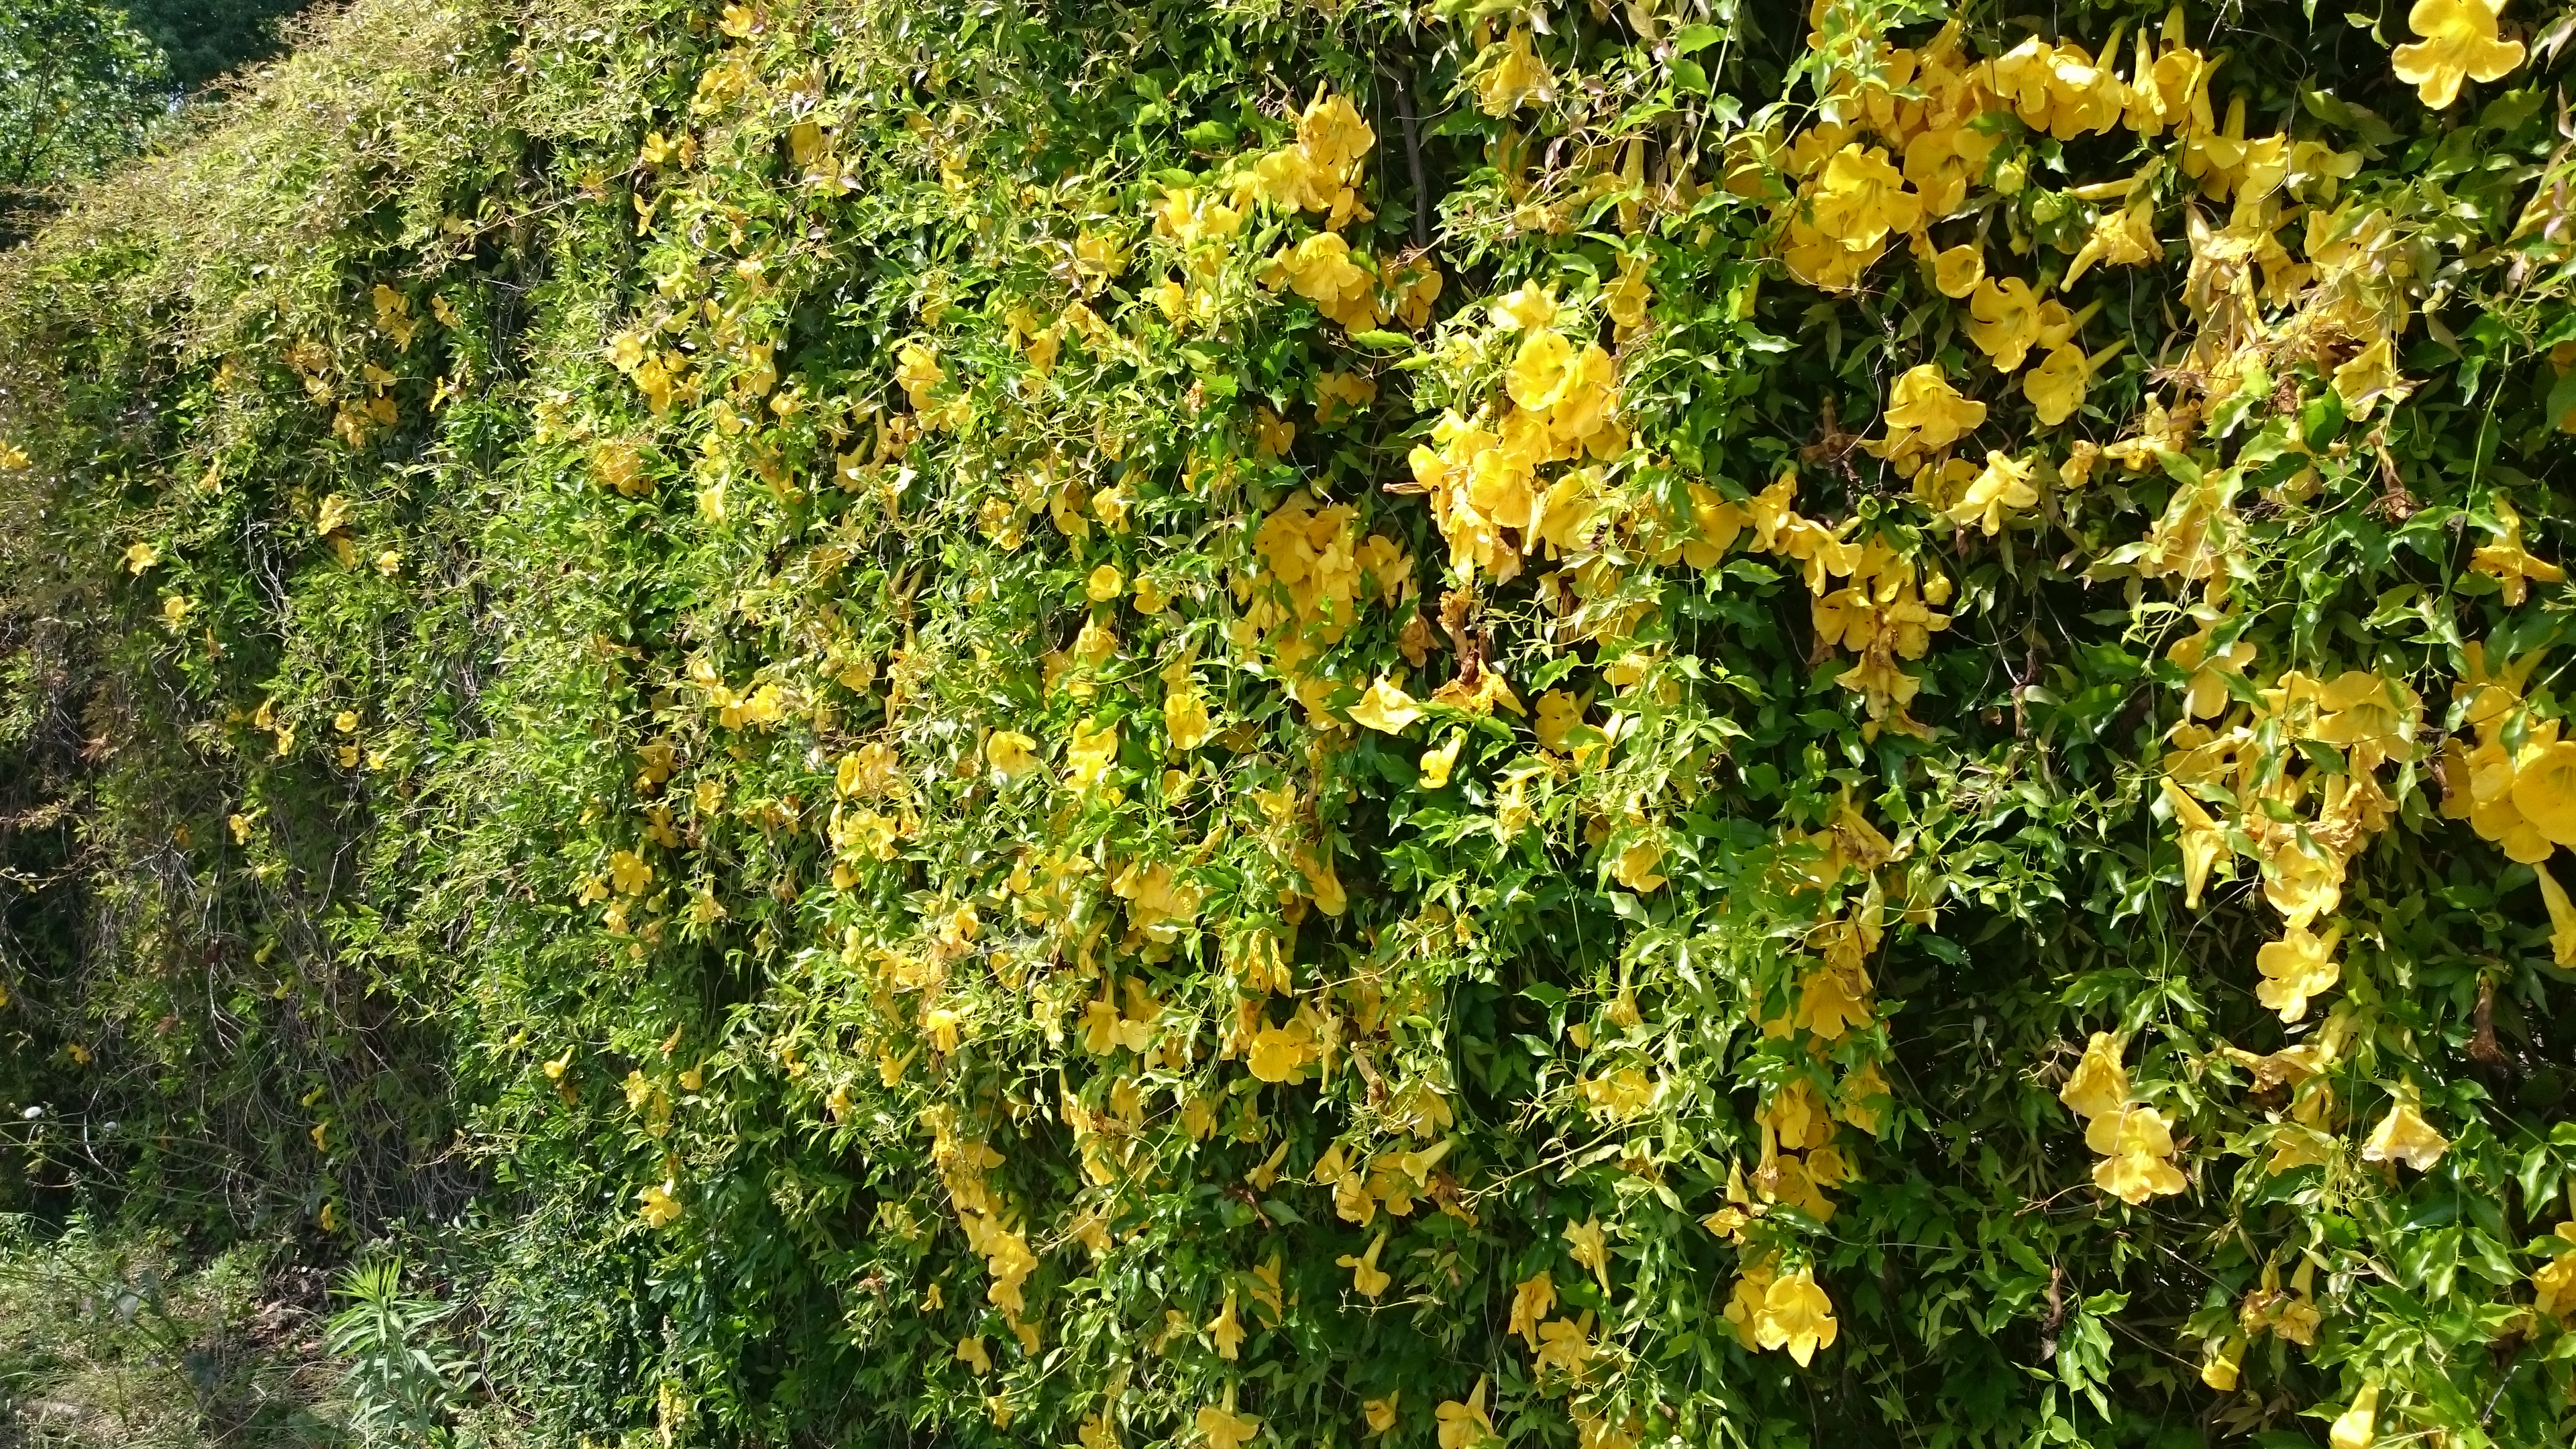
[1508,1271,1556,1345]
[2532,1223,2576,1318]
[1197,1403,1261,1449]
[2255,924,2342,1023]
[1161,682,1212,751]
[1883,364,1987,453]
[2537,866,2576,969]
[637,1179,682,1228]
[1207,1289,1245,1359]
[1434,1379,1495,1449]
[1562,1217,1611,1291]
[1532,1316,1593,1378]
[2162,781,2231,908]
[2059,1031,2130,1121]
[1609,837,1666,894]
[2361,1097,2449,1171]
[2330,337,2408,419]
[1948,450,2037,535]
[2087,1105,2189,1204]
[2327,1383,2379,1449]
[1338,1230,1393,1299]
[2391,0,2524,109]
[1752,1267,1838,1366]
[1810,146,1921,256]
[975,731,1034,780]
[1418,732,1465,790]
[2024,345,2090,426]
[1477,30,1555,115]
[1963,276,2043,371]
[1349,676,1424,734]
[2470,494,2565,606]
[2201,1333,2245,1391]
[2511,739,2576,845]
[1930,243,1984,299]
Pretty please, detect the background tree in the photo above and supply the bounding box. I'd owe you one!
[0,0,168,240]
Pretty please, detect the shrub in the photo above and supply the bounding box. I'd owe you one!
[5,0,2576,1444]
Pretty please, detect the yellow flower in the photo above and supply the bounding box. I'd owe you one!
[1086,564,1123,601]
[1947,450,2036,535]
[1609,836,1666,894]
[2391,0,2524,109]
[124,541,160,573]
[1338,1230,1393,1299]
[2470,493,2565,605]
[1489,282,1558,333]
[2059,1030,2130,1124]
[1434,1379,1495,1449]
[2023,345,2090,427]
[2255,924,2343,1023]
[2087,1106,2190,1204]
[1508,1271,1556,1345]
[1931,244,1984,299]
[1506,328,1577,411]
[1414,730,1466,789]
[1349,676,1424,734]
[2533,1224,2576,1318]
[1246,1020,1314,1083]
[637,1179,682,1228]
[894,342,944,411]
[1207,1289,1245,1359]
[1810,145,1921,256]
[1197,1403,1261,1449]
[2327,1383,2378,1449]
[1962,277,2043,371]
[2361,1097,2449,1171]
[1362,1395,1399,1435]
[2330,337,2408,419]
[955,1336,991,1375]
[1562,1217,1611,1291]
[1315,370,1378,424]
[2061,203,2158,288]
[985,731,1040,780]
[1882,364,1986,453]
[1476,30,1554,115]
[2538,865,2576,969]
[2200,1333,2244,1391]
[1534,688,1583,751]
[1065,719,1119,792]
[608,849,653,895]
[1165,687,1215,753]
[1752,1267,1838,1366]
[1532,1316,1593,1378]
[2162,782,2231,908]
[2511,739,2576,846]
[1603,254,1652,335]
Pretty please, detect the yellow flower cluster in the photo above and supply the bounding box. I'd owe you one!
[1405,288,1623,583]
[1235,494,1412,718]
[1240,88,1375,231]
[2435,643,2576,967]
[1720,1260,1838,1366]
[2164,644,2422,1023]
[2058,1033,2187,1205]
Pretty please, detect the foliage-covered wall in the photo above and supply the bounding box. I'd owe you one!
[5,0,2576,1444]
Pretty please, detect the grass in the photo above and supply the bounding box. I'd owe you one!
[0,1214,345,1448]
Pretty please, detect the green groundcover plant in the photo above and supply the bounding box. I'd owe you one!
[7,0,2576,1444]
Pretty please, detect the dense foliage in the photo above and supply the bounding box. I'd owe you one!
[0,0,172,235]
[7,0,2576,1444]
[123,0,320,91]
